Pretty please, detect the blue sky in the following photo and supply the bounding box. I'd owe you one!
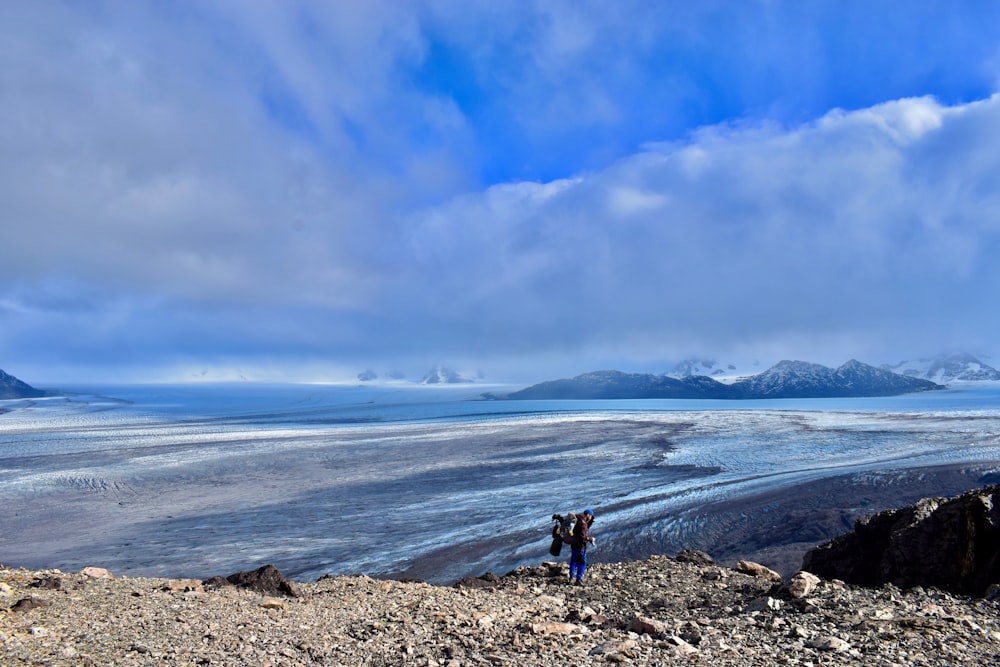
[3,1,1000,384]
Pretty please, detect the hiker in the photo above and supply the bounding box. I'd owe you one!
[568,508,595,585]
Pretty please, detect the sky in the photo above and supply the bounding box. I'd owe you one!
[3,1,1000,385]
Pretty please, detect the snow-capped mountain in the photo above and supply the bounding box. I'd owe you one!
[0,369,45,399]
[731,359,940,398]
[420,365,475,384]
[882,353,1000,383]
[504,360,941,400]
[666,358,738,379]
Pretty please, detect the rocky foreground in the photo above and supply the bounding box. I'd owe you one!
[4,552,1000,667]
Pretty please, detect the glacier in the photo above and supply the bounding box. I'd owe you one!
[1,382,998,583]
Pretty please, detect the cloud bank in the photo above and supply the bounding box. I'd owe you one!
[1,2,999,382]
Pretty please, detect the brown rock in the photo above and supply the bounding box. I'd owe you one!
[80,566,112,579]
[734,560,782,583]
[258,596,286,609]
[665,635,699,655]
[628,615,668,636]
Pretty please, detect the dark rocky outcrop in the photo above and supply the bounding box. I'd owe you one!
[453,571,502,589]
[10,596,50,612]
[209,563,301,597]
[0,369,44,400]
[802,485,1000,597]
[675,549,717,566]
[506,370,732,400]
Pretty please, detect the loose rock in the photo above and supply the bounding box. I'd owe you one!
[735,560,783,583]
[3,553,1000,666]
[783,570,821,599]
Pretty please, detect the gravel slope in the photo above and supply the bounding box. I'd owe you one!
[4,555,1000,666]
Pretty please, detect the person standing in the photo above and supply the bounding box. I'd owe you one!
[568,508,595,585]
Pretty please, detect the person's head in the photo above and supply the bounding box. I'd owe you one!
[584,508,593,517]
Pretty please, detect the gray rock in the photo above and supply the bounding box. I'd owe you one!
[10,596,50,612]
[676,549,716,566]
[782,571,820,599]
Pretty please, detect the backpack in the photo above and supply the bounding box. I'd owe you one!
[548,513,577,556]
[558,513,577,541]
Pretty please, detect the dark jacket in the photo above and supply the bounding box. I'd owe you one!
[572,514,591,550]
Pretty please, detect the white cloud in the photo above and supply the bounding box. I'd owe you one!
[380,93,1000,370]
[3,2,1000,381]
[821,96,947,144]
[606,187,668,216]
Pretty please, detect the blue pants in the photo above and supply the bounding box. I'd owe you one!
[569,548,587,581]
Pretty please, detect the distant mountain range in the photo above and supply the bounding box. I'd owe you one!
[500,359,943,400]
[0,369,45,400]
[356,365,476,384]
[665,353,1000,384]
[881,353,1000,383]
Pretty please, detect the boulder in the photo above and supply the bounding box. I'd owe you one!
[802,485,1000,597]
[217,564,300,598]
[782,571,821,599]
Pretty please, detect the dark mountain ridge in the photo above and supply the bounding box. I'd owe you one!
[0,368,44,400]
[503,359,942,400]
